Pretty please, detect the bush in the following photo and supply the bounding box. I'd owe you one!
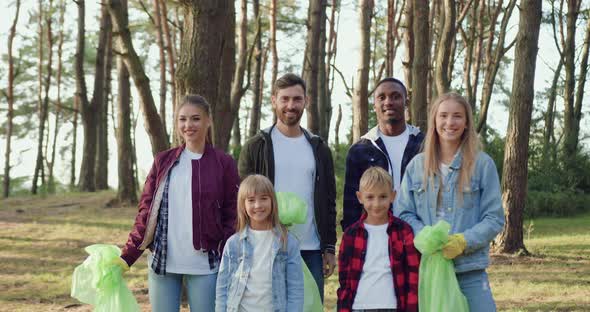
[525,190,590,218]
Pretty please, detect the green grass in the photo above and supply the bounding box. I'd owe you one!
[1,192,589,311]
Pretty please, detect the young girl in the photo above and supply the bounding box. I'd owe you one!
[113,95,239,311]
[216,174,304,312]
[396,92,504,311]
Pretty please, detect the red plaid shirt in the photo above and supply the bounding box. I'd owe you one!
[337,211,420,312]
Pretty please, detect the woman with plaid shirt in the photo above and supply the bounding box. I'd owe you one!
[337,167,420,312]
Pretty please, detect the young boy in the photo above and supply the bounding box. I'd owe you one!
[337,167,419,312]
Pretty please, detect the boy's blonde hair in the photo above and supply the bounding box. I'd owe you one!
[237,175,288,248]
[359,167,393,192]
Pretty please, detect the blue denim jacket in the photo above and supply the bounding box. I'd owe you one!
[215,226,304,312]
[395,151,504,273]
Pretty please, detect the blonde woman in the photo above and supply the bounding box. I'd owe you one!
[114,95,239,311]
[396,92,504,311]
[215,174,304,312]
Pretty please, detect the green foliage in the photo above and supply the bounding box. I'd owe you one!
[525,191,590,218]
[0,175,30,196]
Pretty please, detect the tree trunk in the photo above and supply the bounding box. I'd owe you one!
[48,0,65,194]
[410,0,429,131]
[476,0,517,133]
[334,104,342,145]
[175,0,235,150]
[248,0,263,139]
[107,0,169,155]
[318,3,330,140]
[78,1,109,191]
[3,0,20,198]
[403,0,413,107]
[160,0,176,122]
[116,0,137,205]
[71,93,79,188]
[542,59,563,163]
[496,0,542,254]
[562,0,579,163]
[32,0,46,195]
[270,0,278,96]
[229,0,249,151]
[303,0,324,135]
[571,16,590,157]
[153,0,168,136]
[434,0,455,95]
[95,16,113,191]
[352,0,374,142]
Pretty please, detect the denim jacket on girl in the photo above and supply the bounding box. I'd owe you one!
[395,151,504,273]
[215,226,304,312]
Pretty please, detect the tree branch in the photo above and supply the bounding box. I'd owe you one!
[331,64,352,98]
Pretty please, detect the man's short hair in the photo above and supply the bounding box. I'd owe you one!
[375,77,408,99]
[359,167,393,192]
[272,73,307,95]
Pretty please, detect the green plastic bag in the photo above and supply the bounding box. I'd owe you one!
[276,192,307,226]
[276,192,322,311]
[413,221,469,312]
[71,244,140,312]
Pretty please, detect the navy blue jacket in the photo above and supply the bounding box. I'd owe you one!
[341,125,424,231]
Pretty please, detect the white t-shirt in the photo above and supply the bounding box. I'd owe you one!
[165,149,215,274]
[437,162,451,219]
[271,128,320,251]
[378,127,410,192]
[239,229,274,312]
[352,223,397,310]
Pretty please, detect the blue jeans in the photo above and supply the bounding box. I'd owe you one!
[457,270,496,312]
[301,250,324,303]
[148,268,217,312]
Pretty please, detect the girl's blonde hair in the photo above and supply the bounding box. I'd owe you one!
[174,94,213,144]
[237,175,288,248]
[422,92,480,194]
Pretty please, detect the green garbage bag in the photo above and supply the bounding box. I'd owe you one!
[276,192,307,226]
[71,244,140,312]
[276,192,322,311]
[413,221,469,312]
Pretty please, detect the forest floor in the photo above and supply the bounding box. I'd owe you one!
[1,191,589,312]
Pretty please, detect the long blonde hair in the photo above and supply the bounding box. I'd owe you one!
[422,92,480,194]
[236,175,288,248]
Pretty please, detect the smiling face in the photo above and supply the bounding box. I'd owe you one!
[435,99,467,146]
[244,193,274,230]
[272,84,306,127]
[177,104,210,145]
[356,184,395,225]
[374,81,407,125]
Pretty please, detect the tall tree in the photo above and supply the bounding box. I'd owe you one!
[107,0,169,154]
[410,0,429,130]
[174,0,235,149]
[76,1,109,191]
[248,0,263,139]
[303,0,325,135]
[352,0,374,142]
[32,0,50,194]
[496,0,542,254]
[476,0,517,133]
[433,0,456,96]
[153,0,168,135]
[160,0,177,120]
[115,0,137,205]
[403,0,414,106]
[270,0,278,94]
[543,59,564,164]
[230,0,251,151]
[3,0,21,198]
[95,9,113,190]
[48,0,66,193]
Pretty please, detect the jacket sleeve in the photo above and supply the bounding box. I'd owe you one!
[120,159,159,266]
[215,237,233,312]
[462,154,505,253]
[321,143,337,254]
[341,146,364,232]
[396,158,426,235]
[220,155,240,252]
[238,139,254,180]
[402,224,420,312]
[286,235,304,312]
[336,231,353,312]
